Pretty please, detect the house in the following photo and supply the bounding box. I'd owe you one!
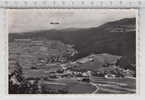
[77,57,91,64]
[105,74,116,79]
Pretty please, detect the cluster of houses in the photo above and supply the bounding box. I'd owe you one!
[46,64,91,81]
[9,38,135,83]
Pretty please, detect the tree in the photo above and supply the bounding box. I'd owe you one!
[9,62,31,94]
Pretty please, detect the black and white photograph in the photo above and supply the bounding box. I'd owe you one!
[8,9,136,94]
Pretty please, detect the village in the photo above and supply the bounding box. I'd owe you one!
[9,38,136,94]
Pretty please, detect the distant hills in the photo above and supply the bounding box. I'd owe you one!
[9,18,136,64]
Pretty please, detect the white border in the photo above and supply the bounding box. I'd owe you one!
[0,8,8,96]
[0,0,145,100]
[0,0,145,8]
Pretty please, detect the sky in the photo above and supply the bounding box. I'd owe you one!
[8,9,137,33]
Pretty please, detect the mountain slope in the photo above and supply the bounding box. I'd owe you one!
[9,18,136,64]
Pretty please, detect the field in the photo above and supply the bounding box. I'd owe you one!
[35,76,136,94]
[40,78,96,94]
[90,77,136,94]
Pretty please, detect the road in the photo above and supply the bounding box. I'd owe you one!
[89,82,100,93]
[90,78,136,93]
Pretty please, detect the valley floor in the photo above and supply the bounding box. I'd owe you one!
[36,77,136,94]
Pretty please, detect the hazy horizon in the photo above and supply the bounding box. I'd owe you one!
[8,9,137,33]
